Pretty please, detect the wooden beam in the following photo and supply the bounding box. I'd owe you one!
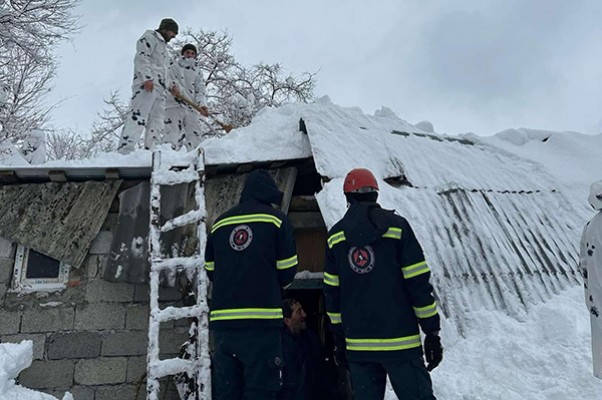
[279,167,297,214]
[289,195,320,211]
[105,168,120,179]
[236,163,254,174]
[269,160,287,169]
[48,170,67,182]
[288,211,325,229]
[0,170,19,184]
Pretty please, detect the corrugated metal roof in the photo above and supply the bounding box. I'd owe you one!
[308,104,581,319]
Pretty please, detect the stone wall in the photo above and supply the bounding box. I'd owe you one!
[0,213,189,399]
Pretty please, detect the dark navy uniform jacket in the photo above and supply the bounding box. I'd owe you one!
[205,169,298,330]
[323,200,440,362]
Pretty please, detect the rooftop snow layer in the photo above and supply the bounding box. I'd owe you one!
[306,99,582,322]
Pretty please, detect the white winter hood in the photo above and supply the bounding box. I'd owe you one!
[588,180,602,210]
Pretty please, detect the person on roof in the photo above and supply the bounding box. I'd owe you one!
[580,180,602,379]
[164,43,209,150]
[117,18,178,154]
[205,169,298,399]
[323,168,443,400]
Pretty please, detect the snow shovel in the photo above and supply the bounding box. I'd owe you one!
[172,92,234,133]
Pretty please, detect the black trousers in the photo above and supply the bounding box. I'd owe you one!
[349,357,436,400]
[213,328,283,400]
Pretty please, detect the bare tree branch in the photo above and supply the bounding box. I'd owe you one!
[0,0,80,145]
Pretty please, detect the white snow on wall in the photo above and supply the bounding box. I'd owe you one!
[0,341,72,400]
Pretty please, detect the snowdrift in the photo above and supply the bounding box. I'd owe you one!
[0,341,72,400]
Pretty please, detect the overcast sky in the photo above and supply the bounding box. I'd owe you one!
[49,0,602,137]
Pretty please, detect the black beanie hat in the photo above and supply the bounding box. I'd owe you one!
[159,18,179,34]
[181,43,198,55]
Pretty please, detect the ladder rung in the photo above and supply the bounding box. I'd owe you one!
[148,358,197,379]
[161,210,205,232]
[152,305,204,323]
[153,170,199,185]
[151,256,203,272]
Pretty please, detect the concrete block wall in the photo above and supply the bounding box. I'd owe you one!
[0,215,190,399]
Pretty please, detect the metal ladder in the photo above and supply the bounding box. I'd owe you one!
[147,148,211,400]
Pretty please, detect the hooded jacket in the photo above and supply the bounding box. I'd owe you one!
[205,170,298,330]
[132,30,169,88]
[323,200,440,362]
[167,56,207,108]
[580,180,602,379]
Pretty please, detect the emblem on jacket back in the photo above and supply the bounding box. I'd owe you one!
[348,246,375,274]
[230,225,253,251]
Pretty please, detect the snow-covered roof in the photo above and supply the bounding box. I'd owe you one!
[478,127,602,219]
[0,98,591,320]
[281,98,581,322]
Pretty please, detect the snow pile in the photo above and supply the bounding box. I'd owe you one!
[202,103,312,165]
[386,285,602,399]
[0,341,72,400]
[0,142,29,167]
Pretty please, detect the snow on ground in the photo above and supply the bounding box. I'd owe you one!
[0,341,72,400]
[422,285,602,400]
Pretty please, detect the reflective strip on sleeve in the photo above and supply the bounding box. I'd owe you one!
[327,312,342,324]
[413,302,438,319]
[211,213,282,233]
[382,227,402,240]
[327,231,346,249]
[323,272,340,287]
[401,260,430,279]
[210,308,283,321]
[345,334,421,351]
[204,261,215,271]
[276,255,298,270]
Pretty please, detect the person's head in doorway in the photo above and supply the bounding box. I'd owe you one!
[282,298,307,335]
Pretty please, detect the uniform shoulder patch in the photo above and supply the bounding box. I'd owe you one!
[229,225,253,251]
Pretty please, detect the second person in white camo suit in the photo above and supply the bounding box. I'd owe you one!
[165,43,209,150]
[117,18,178,154]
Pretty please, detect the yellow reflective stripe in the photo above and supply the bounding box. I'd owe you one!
[327,231,346,249]
[382,227,402,240]
[327,312,342,324]
[276,255,298,270]
[210,308,283,321]
[402,260,430,279]
[211,213,282,233]
[413,302,438,319]
[204,261,215,271]
[323,272,340,287]
[346,334,421,351]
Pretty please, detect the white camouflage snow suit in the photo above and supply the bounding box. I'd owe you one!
[118,30,169,153]
[164,56,208,150]
[580,180,602,379]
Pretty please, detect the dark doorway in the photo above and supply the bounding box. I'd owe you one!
[284,288,352,400]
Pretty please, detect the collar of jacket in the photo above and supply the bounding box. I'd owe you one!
[343,201,392,247]
[240,169,284,206]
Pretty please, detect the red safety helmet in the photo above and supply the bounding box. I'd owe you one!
[343,168,379,194]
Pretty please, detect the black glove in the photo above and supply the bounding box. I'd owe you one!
[333,334,348,369]
[424,333,443,372]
